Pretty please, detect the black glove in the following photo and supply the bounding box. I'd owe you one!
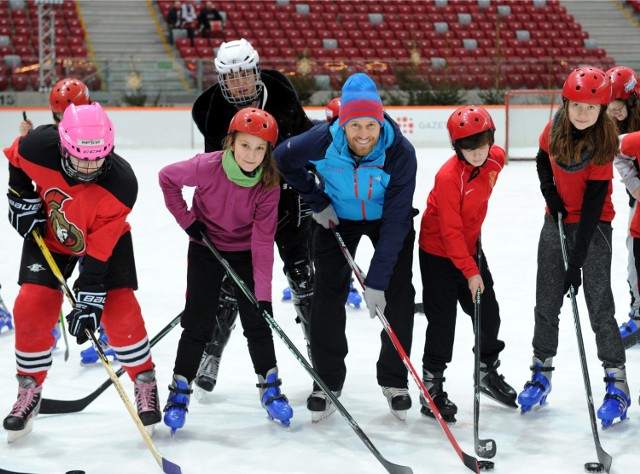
[256,301,273,319]
[546,194,568,223]
[185,220,206,240]
[563,265,582,296]
[65,285,106,344]
[7,191,47,239]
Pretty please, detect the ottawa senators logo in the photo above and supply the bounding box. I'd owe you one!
[44,188,85,253]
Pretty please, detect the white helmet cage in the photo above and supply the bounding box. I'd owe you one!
[215,38,263,106]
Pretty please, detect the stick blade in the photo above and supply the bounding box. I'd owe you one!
[382,460,413,474]
[462,452,481,473]
[162,457,182,474]
[596,447,612,473]
[475,438,497,459]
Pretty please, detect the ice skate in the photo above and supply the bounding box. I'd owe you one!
[163,375,192,435]
[518,357,553,413]
[479,360,518,408]
[420,370,457,423]
[135,369,161,436]
[80,326,117,365]
[257,367,293,427]
[194,350,221,399]
[0,305,13,334]
[597,367,631,429]
[3,375,42,443]
[382,386,411,421]
[307,389,341,422]
[346,282,362,309]
[51,323,62,350]
[619,310,640,349]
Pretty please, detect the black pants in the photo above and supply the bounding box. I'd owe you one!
[310,220,415,391]
[173,242,276,381]
[420,249,505,374]
[275,185,313,271]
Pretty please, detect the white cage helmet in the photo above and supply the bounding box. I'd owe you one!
[215,38,263,106]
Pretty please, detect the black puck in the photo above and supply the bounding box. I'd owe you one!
[65,471,86,474]
[478,460,495,471]
[584,462,605,473]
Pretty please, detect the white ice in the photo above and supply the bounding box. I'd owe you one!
[0,147,637,474]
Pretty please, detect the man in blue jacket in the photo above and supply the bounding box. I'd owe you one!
[275,73,417,421]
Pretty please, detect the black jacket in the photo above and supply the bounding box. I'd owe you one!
[192,69,313,152]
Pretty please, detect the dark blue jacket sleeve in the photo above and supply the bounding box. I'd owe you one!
[274,123,332,212]
[366,136,417,290]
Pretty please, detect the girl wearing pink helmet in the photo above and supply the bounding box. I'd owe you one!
[2,103,161,442]
[607,66,640,348]
[158,107,293,433]
[418,105,517,423]
[518,67,629,430]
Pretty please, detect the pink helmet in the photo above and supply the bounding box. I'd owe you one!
[447,105,495,141]
[562,67,611,105]
[228,107,278,147]
[325,97,341,122]
[607,66,640,101]
[58,103,114,182]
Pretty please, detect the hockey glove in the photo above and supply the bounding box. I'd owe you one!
[185,219,207,240]
[66,285,107,344]
[545,195,568,223]
[563,265,582,297]
[7,191,47,239]
[363,287,386,319]
[256,301,273,319]
[312,203,339,229]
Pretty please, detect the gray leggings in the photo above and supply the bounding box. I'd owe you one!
[532,214,625,368]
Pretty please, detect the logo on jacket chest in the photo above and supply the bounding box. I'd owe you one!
[44,188,85,254]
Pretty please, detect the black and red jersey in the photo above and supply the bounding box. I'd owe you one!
[4,124,137,264]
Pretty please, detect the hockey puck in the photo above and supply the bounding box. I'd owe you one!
[478,460,495,471]
[65,471,86,474]
[584,462,605,473]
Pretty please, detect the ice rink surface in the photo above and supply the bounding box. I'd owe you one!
[0,146,638,474]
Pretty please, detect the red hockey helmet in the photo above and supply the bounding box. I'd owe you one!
[228,107,278,147]
[325,97,341,122]
[447,105,495,142]
[607,66,640,101]
[562,67,611,105]
[49,78,91,114]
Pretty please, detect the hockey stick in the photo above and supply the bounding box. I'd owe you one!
[200,233,412,474]
[330,223,480,474]
[40,313,182,414]
[558,216,612,473]
[58,310,70,361]
[473,236,497,465]
[32,231,182,474]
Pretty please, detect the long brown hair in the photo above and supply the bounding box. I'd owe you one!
[549,102,619,166]
[614,95,640,134]
[222,132,280,190]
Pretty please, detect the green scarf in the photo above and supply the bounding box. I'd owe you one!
[222,148,263,187]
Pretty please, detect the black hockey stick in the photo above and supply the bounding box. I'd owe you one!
[40,313,182,414]
[200,233,412,474]
[558,216,612,473]
[473,236,496,467]
[330,224,480,474]
[33,232,182,474]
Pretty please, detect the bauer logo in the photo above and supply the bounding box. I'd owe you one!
[395,116,414,135]
[78,139,104,146]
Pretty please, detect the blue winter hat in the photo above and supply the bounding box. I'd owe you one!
[339,73,384,127]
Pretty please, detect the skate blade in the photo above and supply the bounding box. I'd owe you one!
[193,385,213,402]
[310,405,337,423]
[390,408,408,421]
[144,423,156,437]
[420,407,456,424]
[480,390,518,409]
[600,414,630,430]
[6,419,34,443]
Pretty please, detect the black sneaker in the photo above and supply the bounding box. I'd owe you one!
[479,360,518,408]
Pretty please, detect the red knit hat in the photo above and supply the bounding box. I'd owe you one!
[339,73,384,127]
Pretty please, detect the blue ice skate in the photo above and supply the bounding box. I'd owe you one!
[257,367,293,427]
[80,326,117,365]
[0,306,13,334]
[51,324,61,349]
[518,357,553,413]
[282,286,292,301]
[163,375,191,435]
[597,367,631,428]
[619,311,640,349]
[347,283,362,309]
